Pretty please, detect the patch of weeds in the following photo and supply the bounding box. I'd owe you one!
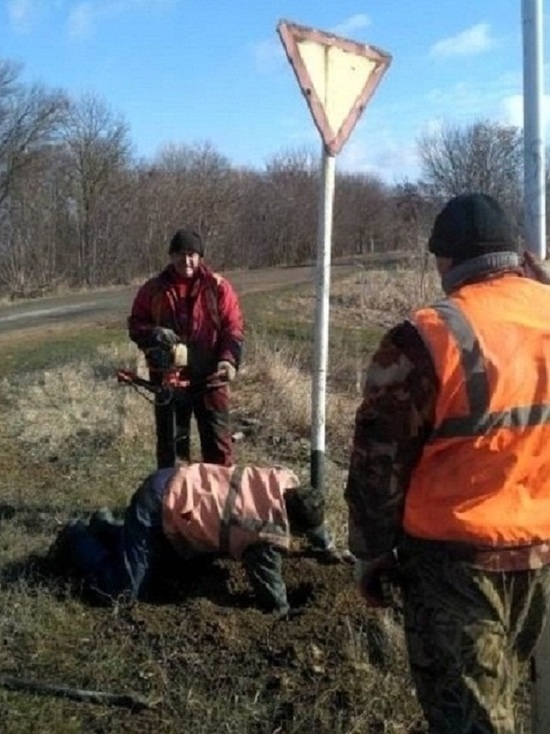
[0,327,127,380]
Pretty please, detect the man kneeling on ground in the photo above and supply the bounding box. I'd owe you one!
[49,463,346,617]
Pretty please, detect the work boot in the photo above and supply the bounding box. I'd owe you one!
[88,507,123,552]
[89,507,115,533]
[47,519,88,573]
[65,522,111,577]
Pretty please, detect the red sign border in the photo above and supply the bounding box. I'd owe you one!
[277,20,392,155]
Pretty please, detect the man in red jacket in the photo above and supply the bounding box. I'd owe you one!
[128,229,244,468]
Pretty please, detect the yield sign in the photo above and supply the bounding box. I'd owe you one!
[277,20,392,155]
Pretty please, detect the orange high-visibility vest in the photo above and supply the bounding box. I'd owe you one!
[404,274,550,546]
[162,463,299,558]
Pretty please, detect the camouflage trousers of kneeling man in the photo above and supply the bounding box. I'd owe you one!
[399,540,550,734]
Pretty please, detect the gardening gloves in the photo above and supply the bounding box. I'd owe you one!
[216,360,237,383]
[151,326,180,350]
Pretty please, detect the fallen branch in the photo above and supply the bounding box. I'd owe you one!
[0,675,160,711]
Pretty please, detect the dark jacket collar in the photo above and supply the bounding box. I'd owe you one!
[442,252,522,295]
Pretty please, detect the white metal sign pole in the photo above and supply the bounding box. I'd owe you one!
[276,19,391,494]
[522,0,546,260]
[310,150,336,492]
[524,2,548,729]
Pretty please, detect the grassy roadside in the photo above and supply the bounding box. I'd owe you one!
[0,276,391,734]
[8,266,524,734]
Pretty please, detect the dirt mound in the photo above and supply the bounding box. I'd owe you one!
[112,548,418,733]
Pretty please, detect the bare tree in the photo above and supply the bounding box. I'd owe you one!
[0,60,67,207]
[262,147,318,265]
[391,182,439,253]
[0,59,68,293]
[60,93,132,285]
[334,172,390,255]
[418,121,523,218]
[136,142,237,269]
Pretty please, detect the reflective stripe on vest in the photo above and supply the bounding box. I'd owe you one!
[404,275,550,546]
[219,466,288,552]
[430,300,550,439]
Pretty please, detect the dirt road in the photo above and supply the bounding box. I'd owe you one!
[0,263,359,336]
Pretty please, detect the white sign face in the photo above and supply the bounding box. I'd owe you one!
[297,41,378,138]
[278,20,392,155]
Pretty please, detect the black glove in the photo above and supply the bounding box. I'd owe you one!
[355,552,403,609]
[151,327,179,350]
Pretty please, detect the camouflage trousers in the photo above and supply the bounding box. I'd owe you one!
[399,540,550,734]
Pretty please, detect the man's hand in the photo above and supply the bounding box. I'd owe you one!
[216,361,237,382]
[354,552,400,609]
[523,250,550,285]
[151,327,179,350]
[325,547,355,565]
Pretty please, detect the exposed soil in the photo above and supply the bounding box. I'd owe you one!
[83,545,414,733]
[0,264,425,733]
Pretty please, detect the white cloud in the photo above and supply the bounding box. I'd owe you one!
[430,23,496,58]
[251,38,285,72]
[7,0,43,32]
[501,93,550,131]
[424,73,520,122]
[501,94,524,127]
[6,0,177,38]
[339,129,421,183]
[66,0,177,40]
[331,14,371,39]
[67,2,95,39]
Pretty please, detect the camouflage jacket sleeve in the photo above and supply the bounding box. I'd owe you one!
[345,320,438,561]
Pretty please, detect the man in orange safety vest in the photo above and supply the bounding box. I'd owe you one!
[345,193,550,733]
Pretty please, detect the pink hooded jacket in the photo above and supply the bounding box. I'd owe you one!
[162,463,300,559]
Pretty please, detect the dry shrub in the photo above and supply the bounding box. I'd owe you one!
[0,341,153,460]
[235,336,356,444]
[330,262,442,330]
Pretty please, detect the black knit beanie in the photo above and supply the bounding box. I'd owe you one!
[168,229,204,257]
[428,193,517,263]
[284,486,325,533]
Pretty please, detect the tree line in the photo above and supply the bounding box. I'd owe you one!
[0,58,547,298]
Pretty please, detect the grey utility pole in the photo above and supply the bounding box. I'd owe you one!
[522,0,546,258]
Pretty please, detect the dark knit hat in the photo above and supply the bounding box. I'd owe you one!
[168,229,204,257]
[284,486,325,533]
[428,193,517,262]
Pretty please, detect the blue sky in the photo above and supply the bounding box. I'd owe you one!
[2,0,549,183]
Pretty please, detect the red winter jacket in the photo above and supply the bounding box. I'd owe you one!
[128,263,244,377]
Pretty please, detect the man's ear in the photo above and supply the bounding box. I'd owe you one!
[435,255,454,276]
[523,250,550,285]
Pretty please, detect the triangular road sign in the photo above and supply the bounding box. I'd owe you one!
[277,20,392,156]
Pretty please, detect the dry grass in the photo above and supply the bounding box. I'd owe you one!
[2,342,150,452]
[0,262,531,733]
